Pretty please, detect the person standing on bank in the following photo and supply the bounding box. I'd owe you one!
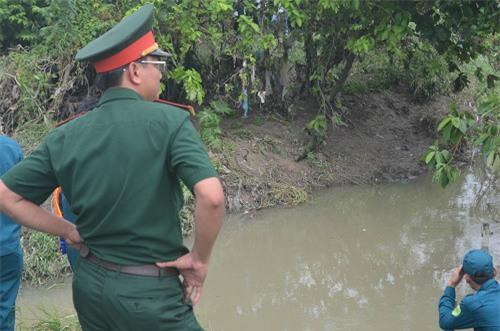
[0,135,23,331]
[439,249,499,331]
[0,4,224,331]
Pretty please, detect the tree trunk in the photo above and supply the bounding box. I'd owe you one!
[303,33,315,96]
[329,52,356,102]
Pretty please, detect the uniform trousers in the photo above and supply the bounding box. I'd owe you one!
[73,257,203,331]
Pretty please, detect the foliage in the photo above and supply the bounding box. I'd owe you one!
[1,0,498,137]
[0,0,48,50]
[21,231,70,285]
[306,114,327,140]
[405,41,452,102]
[198,100,234,150]
[423,95,500,187]
[12,121,53,154]
[422,144,459,188]
[171,67,205,105]
[475,95,500,173]
[0,0,117,136]
[28,306,80,331]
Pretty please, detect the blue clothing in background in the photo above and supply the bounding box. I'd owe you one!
[439,279,500,331]
[0,251,22,331]
[0,135,23,331]
[0,136,23,255]
[60,192,79,270]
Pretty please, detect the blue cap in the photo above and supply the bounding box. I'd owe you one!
[463,249,494,278]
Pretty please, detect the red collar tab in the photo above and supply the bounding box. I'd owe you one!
[55,111,88,127]
[155,99,195,116]
[94,31,158,73]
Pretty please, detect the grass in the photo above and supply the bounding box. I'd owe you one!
[11,121,53,155]
[251,116,266,126]
[260,183,309,209]
[21,231,71,286]
[16,306,81,331]
[232,128,254,139]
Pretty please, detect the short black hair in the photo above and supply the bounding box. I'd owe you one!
[95,65,126,91]
[471,271,492,285]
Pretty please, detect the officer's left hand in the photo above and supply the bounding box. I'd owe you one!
[156,252,208,305]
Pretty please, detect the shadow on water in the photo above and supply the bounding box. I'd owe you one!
[16,170,499,331]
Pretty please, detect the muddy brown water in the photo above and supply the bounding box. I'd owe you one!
[16,171,499,330]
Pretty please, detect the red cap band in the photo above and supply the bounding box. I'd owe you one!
[94,31,157,73]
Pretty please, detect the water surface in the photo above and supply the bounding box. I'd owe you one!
[17,171,499,330]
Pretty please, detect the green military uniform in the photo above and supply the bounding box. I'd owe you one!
[1,4,217,330]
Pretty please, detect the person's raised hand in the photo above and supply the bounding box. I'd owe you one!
[448,266,464,287]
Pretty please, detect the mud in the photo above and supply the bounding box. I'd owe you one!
[215,88,471,213]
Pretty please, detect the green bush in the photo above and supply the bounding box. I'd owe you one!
[406,42,452,102]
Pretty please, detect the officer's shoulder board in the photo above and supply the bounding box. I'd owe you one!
[154,99,195,116]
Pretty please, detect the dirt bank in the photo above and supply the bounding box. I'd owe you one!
[213,87,466,213]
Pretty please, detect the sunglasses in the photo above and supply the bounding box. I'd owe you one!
[136,60,167,72]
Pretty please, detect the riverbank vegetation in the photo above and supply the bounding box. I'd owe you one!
[16,306,80,331]
[0,1,498,285]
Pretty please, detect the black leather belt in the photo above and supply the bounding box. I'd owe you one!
[84,252,178,278]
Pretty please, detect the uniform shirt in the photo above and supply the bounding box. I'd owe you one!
[0,136,23,256]
[1,88,218,265]
[439,279,500,331]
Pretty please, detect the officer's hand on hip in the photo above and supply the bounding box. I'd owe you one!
[156,252,208,305]
[65,226,84,249]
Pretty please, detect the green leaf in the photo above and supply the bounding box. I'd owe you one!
[437,117,451,132]
[425,151,435,164]
[486,150,496,167]
[439,170,449,188]
[474,133,489,145]
[210,100,234,115]
[352,0,360,11]
[458,119,467,134]
[441,125,452,142]
[441,149,450,162]
[435,151,443,164]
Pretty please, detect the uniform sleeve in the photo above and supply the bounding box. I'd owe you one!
[438,287,477,330]
[1,139,58,205]
[168,117,218,191]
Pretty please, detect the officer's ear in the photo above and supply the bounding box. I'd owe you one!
[494,267,497,278]
[124,61,143,85]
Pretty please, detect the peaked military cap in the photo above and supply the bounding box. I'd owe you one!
[75,3,170,73]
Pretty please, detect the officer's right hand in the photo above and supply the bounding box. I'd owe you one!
[156,252,208,305]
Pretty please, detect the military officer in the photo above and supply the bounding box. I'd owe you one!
[0,4,224,330]
[439,249,499,330]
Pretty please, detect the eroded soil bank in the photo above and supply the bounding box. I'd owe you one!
[212,88,466,213]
